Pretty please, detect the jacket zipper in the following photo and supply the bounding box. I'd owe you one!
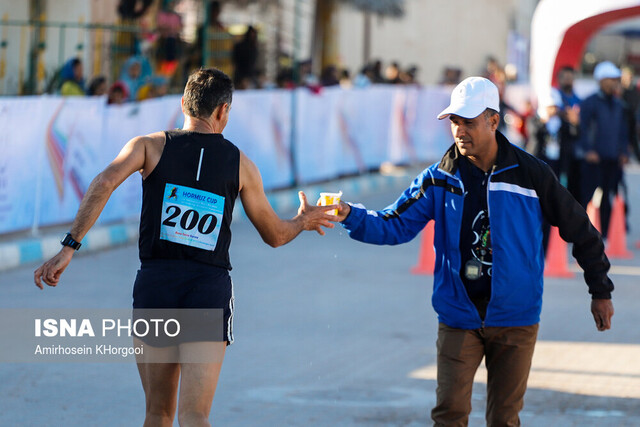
[484,167,497,326]
[440,167,486,328]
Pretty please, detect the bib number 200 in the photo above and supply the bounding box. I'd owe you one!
[162,205,217,235]
[159,183,225,251]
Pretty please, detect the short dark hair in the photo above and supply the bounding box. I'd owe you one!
[557,66,575,76]
[484,108,499,118]
[87,76,106,95]
[183,68,233,119]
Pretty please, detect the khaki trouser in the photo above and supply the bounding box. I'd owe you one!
[431,322,539,427]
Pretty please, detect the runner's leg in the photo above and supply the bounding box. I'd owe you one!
[177,342,226,426]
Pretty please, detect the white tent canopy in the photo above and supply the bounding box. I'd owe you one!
[530,0,640,104]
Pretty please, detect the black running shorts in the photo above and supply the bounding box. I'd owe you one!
[132,259,234,345]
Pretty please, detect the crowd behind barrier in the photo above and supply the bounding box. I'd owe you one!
[0,85,453,235]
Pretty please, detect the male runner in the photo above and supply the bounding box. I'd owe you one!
[34,68,337,426]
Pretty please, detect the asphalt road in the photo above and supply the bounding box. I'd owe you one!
[1,170,640,427]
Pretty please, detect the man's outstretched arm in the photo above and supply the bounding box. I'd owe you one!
[239,151,338,247]
[34,135,150,289]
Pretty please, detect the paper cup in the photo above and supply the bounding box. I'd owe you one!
[319,191,342,215]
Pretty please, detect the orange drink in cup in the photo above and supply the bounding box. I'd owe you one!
[319,191,342,215]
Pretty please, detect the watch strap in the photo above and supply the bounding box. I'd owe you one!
[60,233,82,250]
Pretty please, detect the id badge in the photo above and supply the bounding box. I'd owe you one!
[464,259,483,280]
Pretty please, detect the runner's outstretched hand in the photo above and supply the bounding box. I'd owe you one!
[34,247,74,290]
[295,191,339,236]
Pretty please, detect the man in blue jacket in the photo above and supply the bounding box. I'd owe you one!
[333,77,614,426]
[578,61,630,239]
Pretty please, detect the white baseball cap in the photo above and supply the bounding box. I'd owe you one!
[593,61,621,81]
[437,77,500,120]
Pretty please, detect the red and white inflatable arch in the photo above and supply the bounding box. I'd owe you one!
[530,0,640,101]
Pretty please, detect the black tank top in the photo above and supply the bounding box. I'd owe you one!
[138,130,240,269]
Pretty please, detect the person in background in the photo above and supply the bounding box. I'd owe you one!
[528,88,580,251]
[339,69,352,89]
[555,66,583,201]
[578,61,629,240]
[87,76,108,96]
[405,65,420,86]
[320,65,340,87]
[353,64,373,88]
[108,82,129,105]
[556,66,581,108]
[371,60,385,84]
[113,0,153,78]
[156,0,183,78]
[440,67,462,86]
[385,62,401,84]
[137,76,169,101]
[621,66,640,161]
[60,58,85,96]
[120,56,152,101]
[189,1,233,78]
[299,59,319,87]
[530,89,580,180]
[232,26,259,88]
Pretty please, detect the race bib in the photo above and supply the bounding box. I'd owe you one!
[159,183,225,251]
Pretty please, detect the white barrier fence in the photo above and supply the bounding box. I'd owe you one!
[0,85,453,235]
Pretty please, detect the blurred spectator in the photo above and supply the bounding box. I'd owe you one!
[354,65,373,88]
[120,56,152,101]
[484,56,500,82]
[529,89,580,181]
[189,1,233,77]
[299,59,319,87]
[492,69,520,134]
[339,69,352,89]
[441,67,462,86]
[528,88,580,251]
[621,66,640,161]
[137,76,169,100]
[405,65,420,85]
[554,65,582,200]
[156,0,183,78]
[60,58,85,96]
[371,60,385,83]
[276,68,295,89]
[320,65,340,87]
[108,82,129,104]
[232,26,259,88]
[118,0,153,20]
[385,62,401,84]
[556,66,581,107]
[113,0,153,78]
[256,70,276,89]
[87,76,108,96]
[578,61,629,239]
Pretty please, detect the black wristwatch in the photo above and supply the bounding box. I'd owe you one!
[60,232,82,251]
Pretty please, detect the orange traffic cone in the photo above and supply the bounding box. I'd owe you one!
[586,201,601,232]
[411,221,435,275]
[544,226,574,278]
[606,195,633,259]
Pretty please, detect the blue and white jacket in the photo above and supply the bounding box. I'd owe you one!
[342,132,613,329]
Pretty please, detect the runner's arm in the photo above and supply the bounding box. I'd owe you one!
[34,135,149,289]
[239,151,338,247]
